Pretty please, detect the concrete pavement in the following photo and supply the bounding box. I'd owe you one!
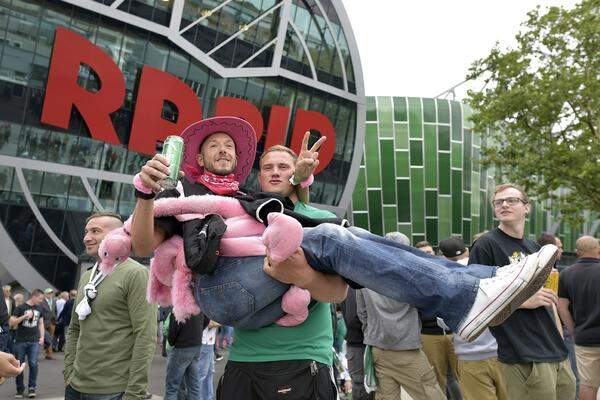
[0,350,227,399]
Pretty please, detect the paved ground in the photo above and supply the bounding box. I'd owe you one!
[0,351,416,400]
[0,350,228,399]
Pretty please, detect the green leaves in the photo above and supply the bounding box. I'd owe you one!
[467,0,600,224]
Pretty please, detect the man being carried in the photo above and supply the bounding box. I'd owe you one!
[129,117,557,345]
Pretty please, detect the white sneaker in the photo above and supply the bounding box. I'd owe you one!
[457,244,557,341]
[494,244,557,280]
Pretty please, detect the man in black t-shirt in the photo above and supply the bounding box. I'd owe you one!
[469,184,575,400]
[9,288,45,398]
[558,236,600,400]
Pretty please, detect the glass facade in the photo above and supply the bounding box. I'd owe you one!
[0,0,364,290]
[351,96,594,253]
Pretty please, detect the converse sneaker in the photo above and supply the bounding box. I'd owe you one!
[489,244,559,326]
[494,244,557,281]
[457,244,558,341]
[27,388,36,398]
[14,390,23,399]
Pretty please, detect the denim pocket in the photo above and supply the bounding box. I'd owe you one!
[196,282,255,326]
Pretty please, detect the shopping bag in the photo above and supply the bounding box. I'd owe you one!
[363,345,378,393]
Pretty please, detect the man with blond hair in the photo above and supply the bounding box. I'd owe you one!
[469,183,575,399]
[558,236,600,400]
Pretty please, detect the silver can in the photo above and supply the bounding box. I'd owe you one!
[158,135,184,189]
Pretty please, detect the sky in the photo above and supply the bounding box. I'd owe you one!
[342,0,579,99]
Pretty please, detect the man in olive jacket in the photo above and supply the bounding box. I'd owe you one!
[64,213,157,400]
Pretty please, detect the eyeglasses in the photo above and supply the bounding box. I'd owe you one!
[492,197,527,208]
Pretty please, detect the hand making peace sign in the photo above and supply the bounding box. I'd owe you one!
[293,131,326,183]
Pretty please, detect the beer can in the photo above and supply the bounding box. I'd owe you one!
[158,135,184,189]
[544,269,559,295]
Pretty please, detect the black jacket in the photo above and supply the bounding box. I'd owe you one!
[57,298,74,327]
[0,296,8,333]
[340,288,365,347]
[167,312,209,348]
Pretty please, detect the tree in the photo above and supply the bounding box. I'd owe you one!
[467,0,599,223]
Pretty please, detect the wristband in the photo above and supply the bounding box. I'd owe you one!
[289,174,314,188]
[133,173,156,199]
[133,173,153,194]
[134,189,156,200]
[299,174,314,189]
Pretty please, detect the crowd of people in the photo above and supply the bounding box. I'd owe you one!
[0,115,597,400]
[0,285,77,396]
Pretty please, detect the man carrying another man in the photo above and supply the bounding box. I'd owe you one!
[130,117,558,397]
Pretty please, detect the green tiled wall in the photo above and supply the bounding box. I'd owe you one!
[351,96,592,250]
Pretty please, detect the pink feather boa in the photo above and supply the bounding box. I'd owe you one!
[97,195,308,325]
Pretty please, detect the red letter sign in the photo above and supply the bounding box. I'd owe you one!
[290,109,336,174]
[215,97,263,141]
[129,66,202,155]
[264,105,291,149]
[41,27,125,145]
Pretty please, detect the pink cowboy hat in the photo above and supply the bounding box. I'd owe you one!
[180,117,257,184]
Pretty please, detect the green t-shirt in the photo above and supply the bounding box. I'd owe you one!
[228,201,337,365]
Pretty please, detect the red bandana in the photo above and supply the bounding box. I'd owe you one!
[198,171,239,195]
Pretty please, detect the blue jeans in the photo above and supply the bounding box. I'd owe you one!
[199,343,215,400]
[14,341,39,392]
[65,385,123,399]
[164,345,203,400]
[195,224,496,331]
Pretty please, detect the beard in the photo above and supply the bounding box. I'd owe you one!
[204,159,237,176]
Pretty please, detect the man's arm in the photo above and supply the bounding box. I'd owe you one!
[9,314,25,330]
[38,316,44,345]
[355,290,367,330]
[130,198,167,257]
[124,268,158,400]
[264,248,348,302]
[519,288,558,309]
[558,297,575,337]
[130,154,174,257]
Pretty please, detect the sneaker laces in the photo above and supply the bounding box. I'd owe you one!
[495,256,528,278]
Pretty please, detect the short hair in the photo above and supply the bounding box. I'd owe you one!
[259,145,298,164]
[85,212,123,225]
[385,232,410,246]
[493,183,529,203]
[30,288,44,297]
[576,236,600,253]
[415,241,432,249]
[537,232,557,247]
[2,285,10,291]
[69,289,77,298]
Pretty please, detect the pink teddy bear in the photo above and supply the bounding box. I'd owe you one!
[98,195,310,326]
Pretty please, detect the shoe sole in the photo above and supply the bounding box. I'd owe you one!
[460,247,557,341]
[488,247,557,327]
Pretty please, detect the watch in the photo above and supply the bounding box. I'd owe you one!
[289,175,301,186]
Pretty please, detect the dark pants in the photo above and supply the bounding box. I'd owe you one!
[53,323,66,351]
[14,342,39,392]
[65,385,124,400]
[0,331,8,352]
[217,360,337,400]
[346,345,374,400]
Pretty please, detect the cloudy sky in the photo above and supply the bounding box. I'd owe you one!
[342,0,579,99]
